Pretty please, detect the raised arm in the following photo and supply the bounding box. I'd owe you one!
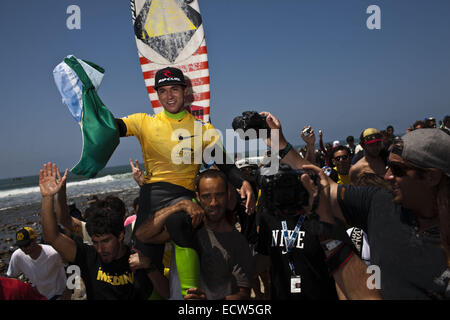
[40,162,77,263]
[55,182,83,238]
[301,125,318,165]
[300,164,381,299]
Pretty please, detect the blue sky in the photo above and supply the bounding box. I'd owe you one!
[0,0,449,179]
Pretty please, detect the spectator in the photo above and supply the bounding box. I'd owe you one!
[345,135,356,157]
[331,145,352,185]
[135,169,253,300]
[425,117,437,128]
[413,120,426,130]
[441,115,450,135]
[349,128,387,183]
[255,162,338,300]
[306,129,450,299]
[39,162,169,300]
[6,227,68,300]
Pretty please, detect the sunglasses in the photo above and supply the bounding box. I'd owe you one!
[334,155,349,161]
[387,161,425,177]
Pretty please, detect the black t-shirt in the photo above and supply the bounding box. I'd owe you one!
[337,185,448,299]
[73,238,139,300]
[256,210,338,300]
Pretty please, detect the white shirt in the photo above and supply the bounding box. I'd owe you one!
[7,244,67,299]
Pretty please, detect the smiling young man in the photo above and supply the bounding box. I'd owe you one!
[327,129,450,299]
[113,67,255,297]
[39,162,169,300]
[135,169,252,300]
[256,113,449,299]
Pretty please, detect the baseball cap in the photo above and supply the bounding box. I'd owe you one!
[392,128,450,177]
[332,140,340,148]
[154,67,186,90]
[15,227,37,247]
[360,128,383,145]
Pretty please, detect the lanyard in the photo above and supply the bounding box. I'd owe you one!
[281,215,306,275]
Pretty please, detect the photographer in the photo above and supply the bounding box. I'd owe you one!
[258,112,449,299]
[254,162,338,300]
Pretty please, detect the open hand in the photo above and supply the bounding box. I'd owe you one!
[39,162,68,197]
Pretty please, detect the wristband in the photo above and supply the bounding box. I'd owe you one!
[278,142,292,159]
[325,243,354,275]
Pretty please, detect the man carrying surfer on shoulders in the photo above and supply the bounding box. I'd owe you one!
[113,67,255,298]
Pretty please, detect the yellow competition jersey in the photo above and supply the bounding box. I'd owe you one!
[122,110,220,191]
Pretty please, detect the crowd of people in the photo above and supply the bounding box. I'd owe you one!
[1,67,449,301]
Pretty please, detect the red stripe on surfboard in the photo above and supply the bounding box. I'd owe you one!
[139,46,207,65]
[141,61,209,80]
[193,45,207,55]
[146,76,210,94]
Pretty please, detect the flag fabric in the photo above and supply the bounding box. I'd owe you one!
[53,55,119,178]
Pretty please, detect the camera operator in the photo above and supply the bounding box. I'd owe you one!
[254,162,338,300]
[258,111,449,299]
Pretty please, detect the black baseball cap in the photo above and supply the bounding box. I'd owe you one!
[154,67,186,90]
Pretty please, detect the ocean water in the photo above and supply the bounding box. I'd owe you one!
[0,165,139,211]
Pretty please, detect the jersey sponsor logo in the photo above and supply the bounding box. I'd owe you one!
[96,267,134,286]
[271,229,306,254]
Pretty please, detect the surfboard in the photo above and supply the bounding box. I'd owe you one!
[130,0,211,122]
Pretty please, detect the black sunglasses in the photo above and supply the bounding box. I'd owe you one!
[387,161,425,177]
[334,155,349,161]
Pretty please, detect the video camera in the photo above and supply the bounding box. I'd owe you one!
[232,111,270,139]
[257,162,319,212]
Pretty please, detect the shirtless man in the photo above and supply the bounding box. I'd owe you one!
[349,128,387,183]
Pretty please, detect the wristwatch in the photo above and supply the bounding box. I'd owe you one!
[278,142,292,159]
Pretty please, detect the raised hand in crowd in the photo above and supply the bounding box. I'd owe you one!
[129,158,144,187]
[39,162,68,197]
[301,125,317,165]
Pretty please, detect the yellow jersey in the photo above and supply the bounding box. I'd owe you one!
[122,110,220,191]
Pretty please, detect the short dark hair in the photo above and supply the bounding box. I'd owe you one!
[346,136,354,143]
[87,196,127,220]
[86,207,124,238]
[332,145,351,159]
[413,120,426,129]
[195,169,228,193]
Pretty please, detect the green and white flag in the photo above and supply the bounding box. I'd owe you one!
[53,55,119,178]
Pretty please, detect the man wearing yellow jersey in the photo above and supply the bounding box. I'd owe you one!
[114,67,255,297]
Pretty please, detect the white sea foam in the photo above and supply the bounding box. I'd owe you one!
[0,173,137,209]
